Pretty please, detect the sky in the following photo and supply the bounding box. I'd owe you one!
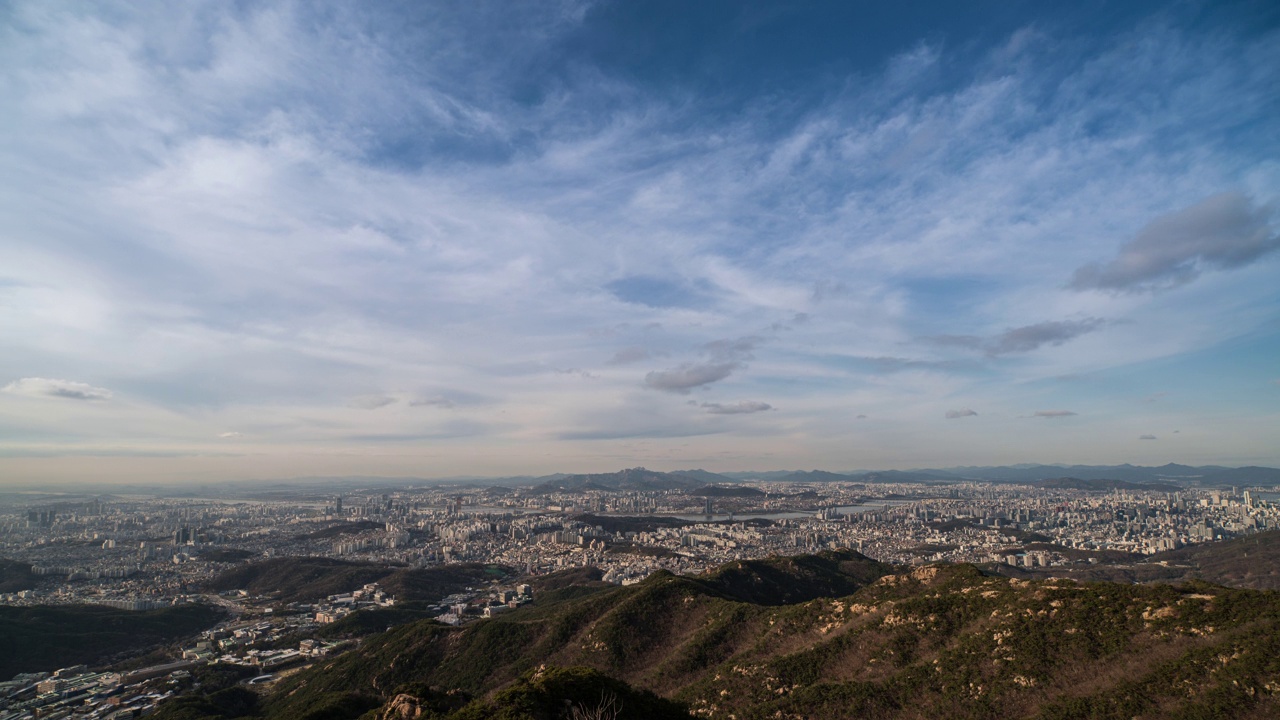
[1,0,1278,484]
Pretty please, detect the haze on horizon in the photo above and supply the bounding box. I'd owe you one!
[2,1,1278,485]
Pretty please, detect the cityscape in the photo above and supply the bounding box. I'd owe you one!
[3,465,1279,718]
[3,0,1278,718]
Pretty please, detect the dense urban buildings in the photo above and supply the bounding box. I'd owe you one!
[2,466,1279,718]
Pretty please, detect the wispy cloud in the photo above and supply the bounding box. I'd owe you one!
[986,319,1107,356]
[702,401,773,415]
[1033,410,1077,418]
[3,378,113,401]
[0,2,1276,477]
[409,397,455,409]
[348,395,397,410]
[1139,434,1157,440]
[847,356,964,373]
[919,318,1107,356]
[945,409,977,419]
[607,346,654,365]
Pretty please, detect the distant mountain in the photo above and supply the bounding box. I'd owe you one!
[1200,466,1280,485]
[1033,477,1182,492]
[768,469,957,484]
[718,470,800,481]
[848,469,959,484]
[699,464,1280,486]
[778,469,860,482]
[480,473,569,488]
[926,463,1280,485]
[532,467,704,493]
[668,468,739,483]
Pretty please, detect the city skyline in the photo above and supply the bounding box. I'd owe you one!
[2,1,1278,483]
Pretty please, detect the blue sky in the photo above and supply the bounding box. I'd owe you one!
[1,0,1277,483]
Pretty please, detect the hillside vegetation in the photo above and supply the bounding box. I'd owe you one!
[990,529,1280,590]
[205,557,506,603]
[0,557,36,593]
[0,604,225,678]
[248,549,1280,720]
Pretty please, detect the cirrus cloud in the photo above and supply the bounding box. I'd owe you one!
[945,409,978,419]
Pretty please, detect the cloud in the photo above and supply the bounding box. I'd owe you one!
[769,312,811,332]
[920,335,984,350]
[850,356,964,373]
[1139,434,1157,440]
[1071,192,1279,293]
[555,367,598,379]
[645,362,738,393]
[702,401,773,414]
[217,431,242,438]
[986,319,1106,355]
[409,397,455,409]
[1033,410,1077,418]
[3,378,112,401]
[945,409,977,419]
[348,395,397,410]
[605,275,712,308]
[703,336,761,362]
[0,6,1276,476]
[920,319,1106,356]
[645,336,760,393]
[607,346,653,365]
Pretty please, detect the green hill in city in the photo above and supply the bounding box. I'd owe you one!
[223,548,1280,720]
[0,604,225,679]
[205,557,508,604]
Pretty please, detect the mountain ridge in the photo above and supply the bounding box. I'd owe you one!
[240,545,1280,720]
